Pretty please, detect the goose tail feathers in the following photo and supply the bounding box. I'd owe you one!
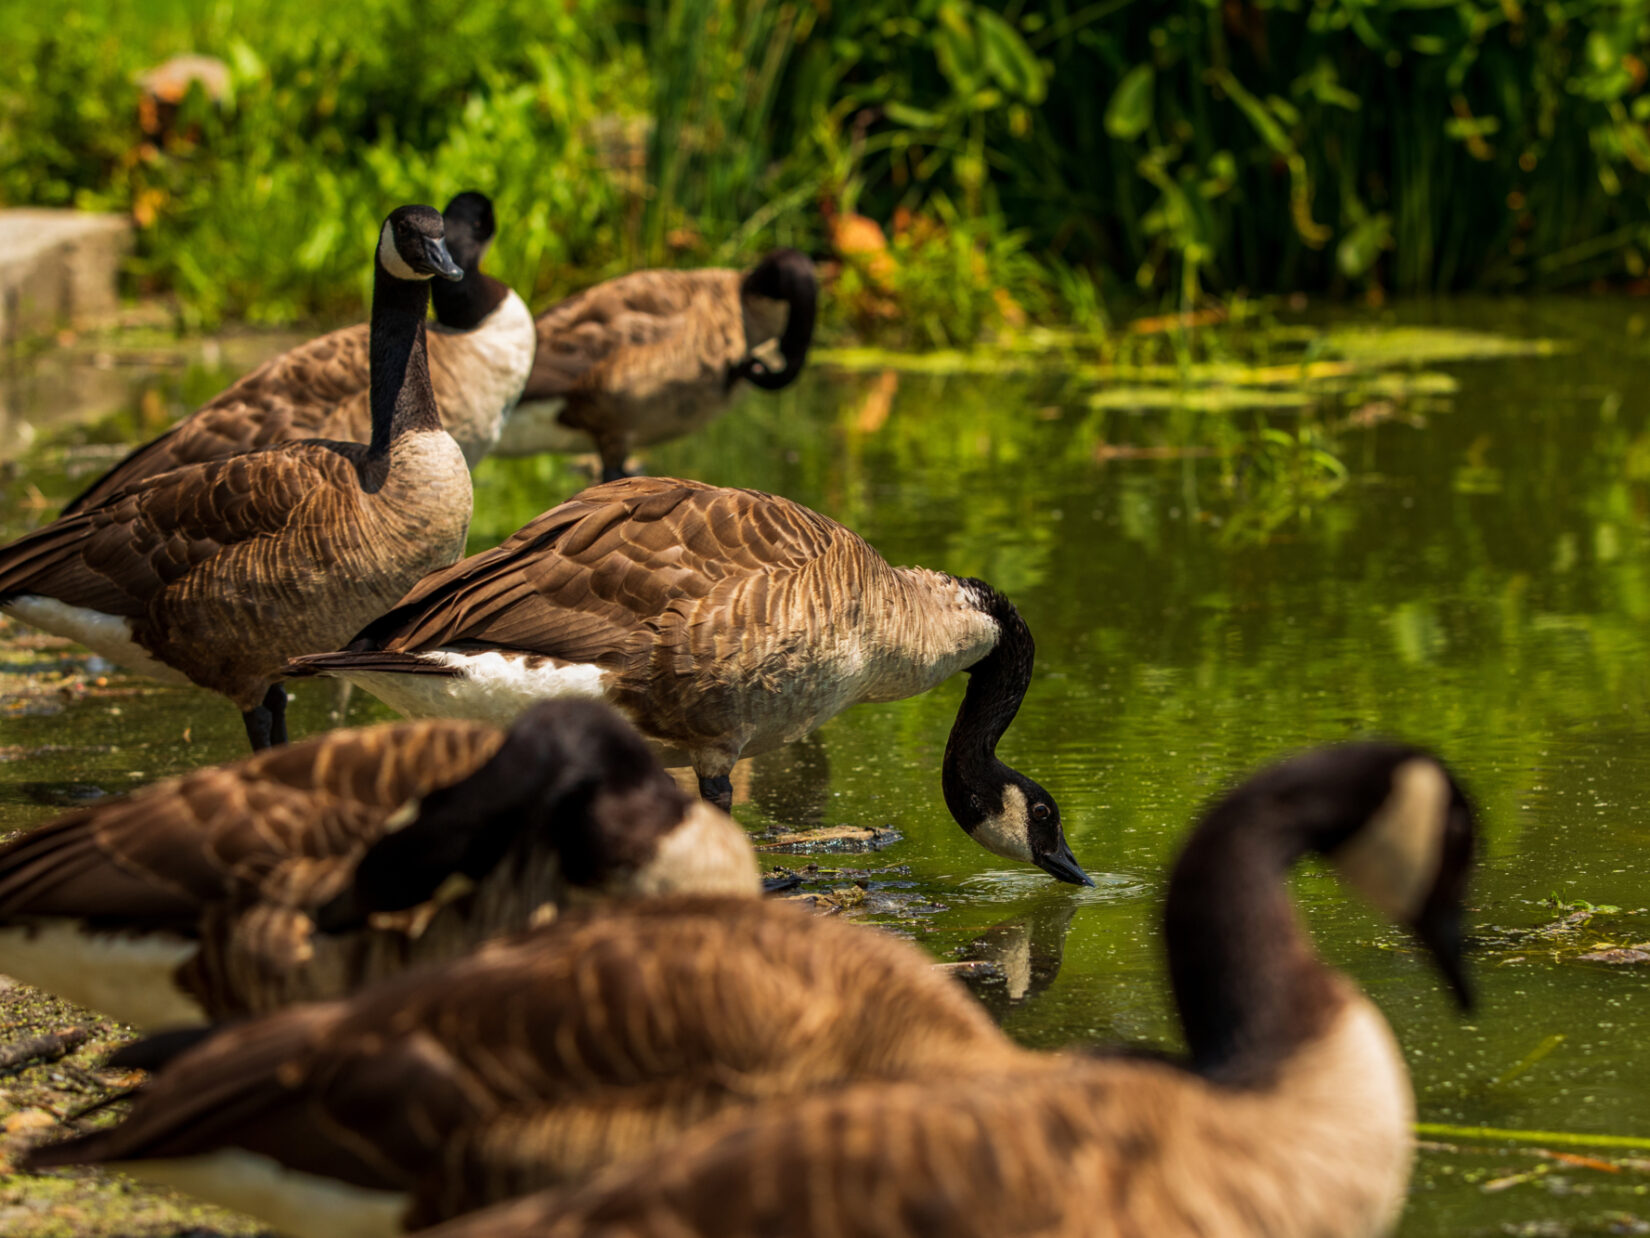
[282,650,458,680]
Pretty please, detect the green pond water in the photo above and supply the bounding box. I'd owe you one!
[3,299,1650,1235]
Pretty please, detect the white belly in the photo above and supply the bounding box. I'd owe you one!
[342,650,611,728]
[118,1151,409,1238]
[0,923,205,1028]
[2,596,193,686]
[430,290,537,467]
[490,396,590,457]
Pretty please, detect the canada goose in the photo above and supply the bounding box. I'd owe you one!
[389,741,1477,1238]
[284,476,1090,885]
[0,699,757,1027]
[492,249,816,479]
[0,205,474,749]
[29,895,1018,1237]
[61,190,534,513]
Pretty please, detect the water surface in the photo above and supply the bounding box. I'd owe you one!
[3,299,1649,1235]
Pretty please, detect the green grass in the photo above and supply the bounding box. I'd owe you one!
[4,1,1650,336]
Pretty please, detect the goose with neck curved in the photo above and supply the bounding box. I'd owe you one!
[60,191,534,513]
[0,699,758,1027]
[285,477,1089,885]
[362,742,1477,1238]
[0,205,474,749]
[492,248,817,479]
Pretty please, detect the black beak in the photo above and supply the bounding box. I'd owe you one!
[1035,837,1095,887]
[426,236,464,281]
[1413,901,1474,1012]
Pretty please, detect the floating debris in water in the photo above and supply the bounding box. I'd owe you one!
[756,823,903,853]
[1575,946,1650,966]
[1475,901,1650,967]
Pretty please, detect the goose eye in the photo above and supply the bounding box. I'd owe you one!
[1030,802,1051,824]
[969,793,985,814]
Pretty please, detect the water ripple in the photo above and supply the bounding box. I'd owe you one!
[957,867,1148,905]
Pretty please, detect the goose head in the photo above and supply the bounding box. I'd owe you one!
[378,204,464,283]
[1315,744,1477,1008]
[439,191,497,274]
[947,770,1090,886]
[1193,741,1477,1010]
[737,248,817,390]
[314,700,758,933]
[943,579,1092,887]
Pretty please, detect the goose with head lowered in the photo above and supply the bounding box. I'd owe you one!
[285,476,1090,885]
[492,248,817,479]
[25,895,1019,1237]
[28,741,1477,1238]
[0,699,756,1027]
[60,190,535,514]
[0,205,474,749]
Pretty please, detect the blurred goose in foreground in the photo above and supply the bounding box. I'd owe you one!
[62,190,534,514]
[0,205,474,749]
[0,700,757,1026]
[285,476,1090,885]
[185,740,1473,1238]
[493,249,816,479]
[28,895,1018,1236]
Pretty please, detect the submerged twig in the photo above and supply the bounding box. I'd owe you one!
[1416,1122,1650,1152]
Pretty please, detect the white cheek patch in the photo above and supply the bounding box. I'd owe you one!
[377,221,427,281]
[628,801,761,897]
[969,782,1036,864]
[1331,758,1450,921]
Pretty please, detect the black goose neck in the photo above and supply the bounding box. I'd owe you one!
[431,270,510,331]
[1164,795,1338,1084]
[368,261,440,457]
[941,579,1033,805]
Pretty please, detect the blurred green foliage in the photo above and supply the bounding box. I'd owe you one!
[4,0,1650,332]
[0,0,640,326]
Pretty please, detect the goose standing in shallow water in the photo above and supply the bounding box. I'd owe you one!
[0,700,757,1027]
[285,476,1090,885]
[60,190,535,513]
[0,205,474,749]
[493,249,816,479]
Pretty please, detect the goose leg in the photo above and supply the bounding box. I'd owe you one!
[241,685,289,751]
[266,684,288,746]
[242,703,274,751]
[697,774,734,811]
[595,431,633,483]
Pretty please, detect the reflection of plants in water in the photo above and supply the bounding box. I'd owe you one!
[1217,419,1349,545]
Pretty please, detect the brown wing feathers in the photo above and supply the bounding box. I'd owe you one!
[290,478,847,674]
[520,272,710,404]
[3,442,362,612]
[0,812,206,928]
[62,325,375,515]
[29,899,1019,1219]
[0,721,502,928]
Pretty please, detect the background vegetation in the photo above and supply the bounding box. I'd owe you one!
[4,0,1650,338]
